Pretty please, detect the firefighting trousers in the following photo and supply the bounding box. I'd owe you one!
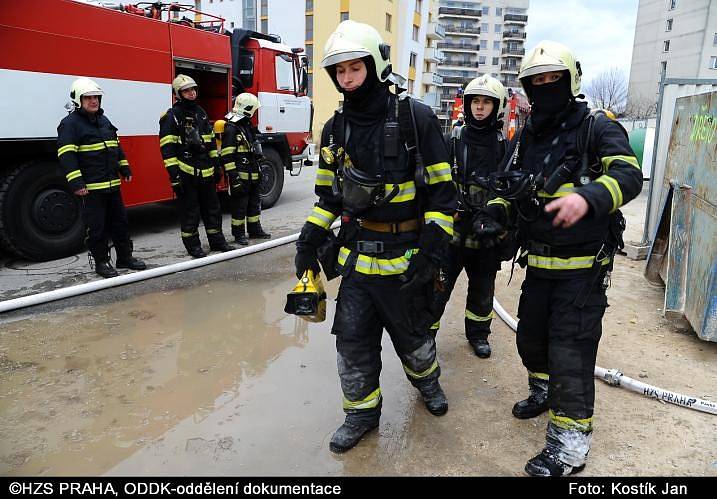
[177,173,225,250]
[331,271,440,417]
[432,244,499,342]
[516,271,608,420]
[80,190,130,263]
[230,181,261,236]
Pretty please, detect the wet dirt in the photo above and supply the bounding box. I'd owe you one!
[1,245,716,476]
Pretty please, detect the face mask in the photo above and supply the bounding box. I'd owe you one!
[530,77,571,116]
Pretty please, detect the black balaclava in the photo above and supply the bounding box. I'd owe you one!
[524,71,573,131]
[464,95,500,133]
[177,87,200,113]
[461,95,500,177]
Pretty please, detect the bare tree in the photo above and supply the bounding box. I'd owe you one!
[623,93,658,120]
[584,68,629,114]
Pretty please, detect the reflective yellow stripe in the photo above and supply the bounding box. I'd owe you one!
[465,309,494,322]
[247,215,260,223]
[202,134,214,142]
[549,410,592,432]
[160,135,180,147]
[231,218,245,226]
[181,231,198,238]
[601,154,640,172]
[527,254,611,270]
[343,388,382,410]
[307,206,337,230]
[177,160,214,178]
[403,360,439,379]
[529,372,549,381]
[239,171,250,180]
[118,159,129,166]
[163,157,178,168]
[537,183,576,198]
[224,162,236,171]
[208,149,218,158]
[86,179,121,190]
[251,172,260,180]
[66,170,82,181]
[430,320,440,330]
[58,144,78,157]
[206,228,220,234]
[221,146,236,156]
[426,162,452,184]
[77,142,106,152]
[487,197,511,208]
[238,145,250,152]
[337,247,414,276]
[594,175,622,213]
[386,180,416,203]
[315,168,335,187]
[103,140,118,147]
[425,211,454,236]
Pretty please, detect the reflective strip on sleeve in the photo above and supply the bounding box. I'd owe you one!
[537,183,576,199]
[251,172,260,180]
[430,320,440,330]
[342,388,382,410]
[238,145,250,152]
[529,372,549,381]
[601,154,640,172]
[86,179,122,190]
[66,170,82,182]
[163,157,179,168]
[118,159,129,167]
[77,142,107,152]
[594,175,623,213]
[224,162,236,171]
[425,211,454,236]
[315,168,335,187]
[386,180,416,203]
[402,359,439,379]
[57,144,78,157]
[208,149,218,158]
[527,254,611,270]
[221,146,237,156]
[103,140,118,148]
[425,162,452,184]
[465,309,494,322]
[160,135,180,147]
[239,171,250,180]
[202,134,214,142]
[306,206,337,229]
[549,410,593,432]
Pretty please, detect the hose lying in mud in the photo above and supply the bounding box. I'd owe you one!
[492,298,717,416]
[0,221,339,315]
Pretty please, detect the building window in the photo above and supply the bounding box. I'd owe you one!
[496,7,502,16]
[481,22,489,32]
[306,15,313,41]
[480,39,487,50]
[340,12,349,21]
[492,57,499,65]
[663,40,670,52]
[409,52,417,68]
[495,24,502,33]
[493,40,500,50]
[710,57,717,70]
[230,21,234,28]
[306,0,313,10]
[668,0,677,10]
[415,0,422,13]
[666,19,673,31]
[661,61,667,74]
[386,13,392,32]
[261,0,268,16]
[713,32,717,45]
[482,6,489,15]
[412,24,419,41]
[478,55,486,64]
[261,19,268,33]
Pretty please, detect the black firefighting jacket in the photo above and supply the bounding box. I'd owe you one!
[501,101,643,278]
[57,108,131,193]
[220,119,261,184]
[159,101,219,185]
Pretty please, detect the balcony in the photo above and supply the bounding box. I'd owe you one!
[438,7,482,18]
[424,46,445,63]
[443,24,481,36]
[422,71,444,86]
[426,22,445,40]
[437,41,480,52]
[500,64,519,74]
[501,47,525,57]
[504,14,528,24]
[442,60,480,68]
[441,75,474,85]
[501,76,520,88]
[503,30,526,40]
[421,92,441,109]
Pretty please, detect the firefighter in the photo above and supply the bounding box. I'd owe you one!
[57,77,146,278]
[220,93,271,245]
[488,41,642,476]
[294,20,457,453]
[431,75,508,358]
[159,74,233,257]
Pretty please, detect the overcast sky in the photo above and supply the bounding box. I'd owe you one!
[525,0,639,87]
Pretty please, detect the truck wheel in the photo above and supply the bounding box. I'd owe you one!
[259,147,284,209]
[0,161,84,261]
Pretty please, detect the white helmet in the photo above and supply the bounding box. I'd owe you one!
[70,77,103,108]
[519,40,582,98]
[172,74,198,97]
[463,74,508,118]
[321,20,392,90]
[233,93,261,118]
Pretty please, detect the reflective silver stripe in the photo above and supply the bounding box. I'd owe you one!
[386,181,416,202]
[426,162,452,184]
[403,360,439,379]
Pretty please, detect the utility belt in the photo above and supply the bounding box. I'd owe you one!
[524,239,604,259]
[358,218,420,234]
[346,218,420,255]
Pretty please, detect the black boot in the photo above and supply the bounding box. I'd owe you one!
[513,375,549,419]
[525,448,586,477]
[210,240,235,252]
[187,247,207,258]
[469,339,491,358]
[115,241,146,270]
[329,414,380,454]
[234,233,249,246]
[95,260,118,278]
[248,222,271,239]
[415,378,448,416]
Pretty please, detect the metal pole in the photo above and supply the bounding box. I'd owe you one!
[640,65,666,246]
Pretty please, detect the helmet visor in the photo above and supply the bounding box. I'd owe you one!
[519,63,568,79]
[321,50,371,68]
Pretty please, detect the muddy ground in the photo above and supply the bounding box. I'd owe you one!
[0,189,715,476]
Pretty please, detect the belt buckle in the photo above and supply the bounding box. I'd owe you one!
[531,242,551,256]
[356,240,384,254]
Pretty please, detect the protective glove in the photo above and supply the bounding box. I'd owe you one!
[472,204,507,244]
[295,221,328,279]
[171,176,183,196]
[399,251,437,294]
[295,250,321,280]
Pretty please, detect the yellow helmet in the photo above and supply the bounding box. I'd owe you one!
[233,92,261,118]
[519,40,582,97]
[321,20,392,88]
[70,77,103,108]
[172,74,198,97]
[464,74,508,118]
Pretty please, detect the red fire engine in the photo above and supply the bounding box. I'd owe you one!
[0,0,312,261]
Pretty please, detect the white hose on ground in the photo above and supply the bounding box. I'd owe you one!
[493,297,717,416]
[0,221,340,315]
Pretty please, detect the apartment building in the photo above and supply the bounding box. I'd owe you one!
[627,0,717,112]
